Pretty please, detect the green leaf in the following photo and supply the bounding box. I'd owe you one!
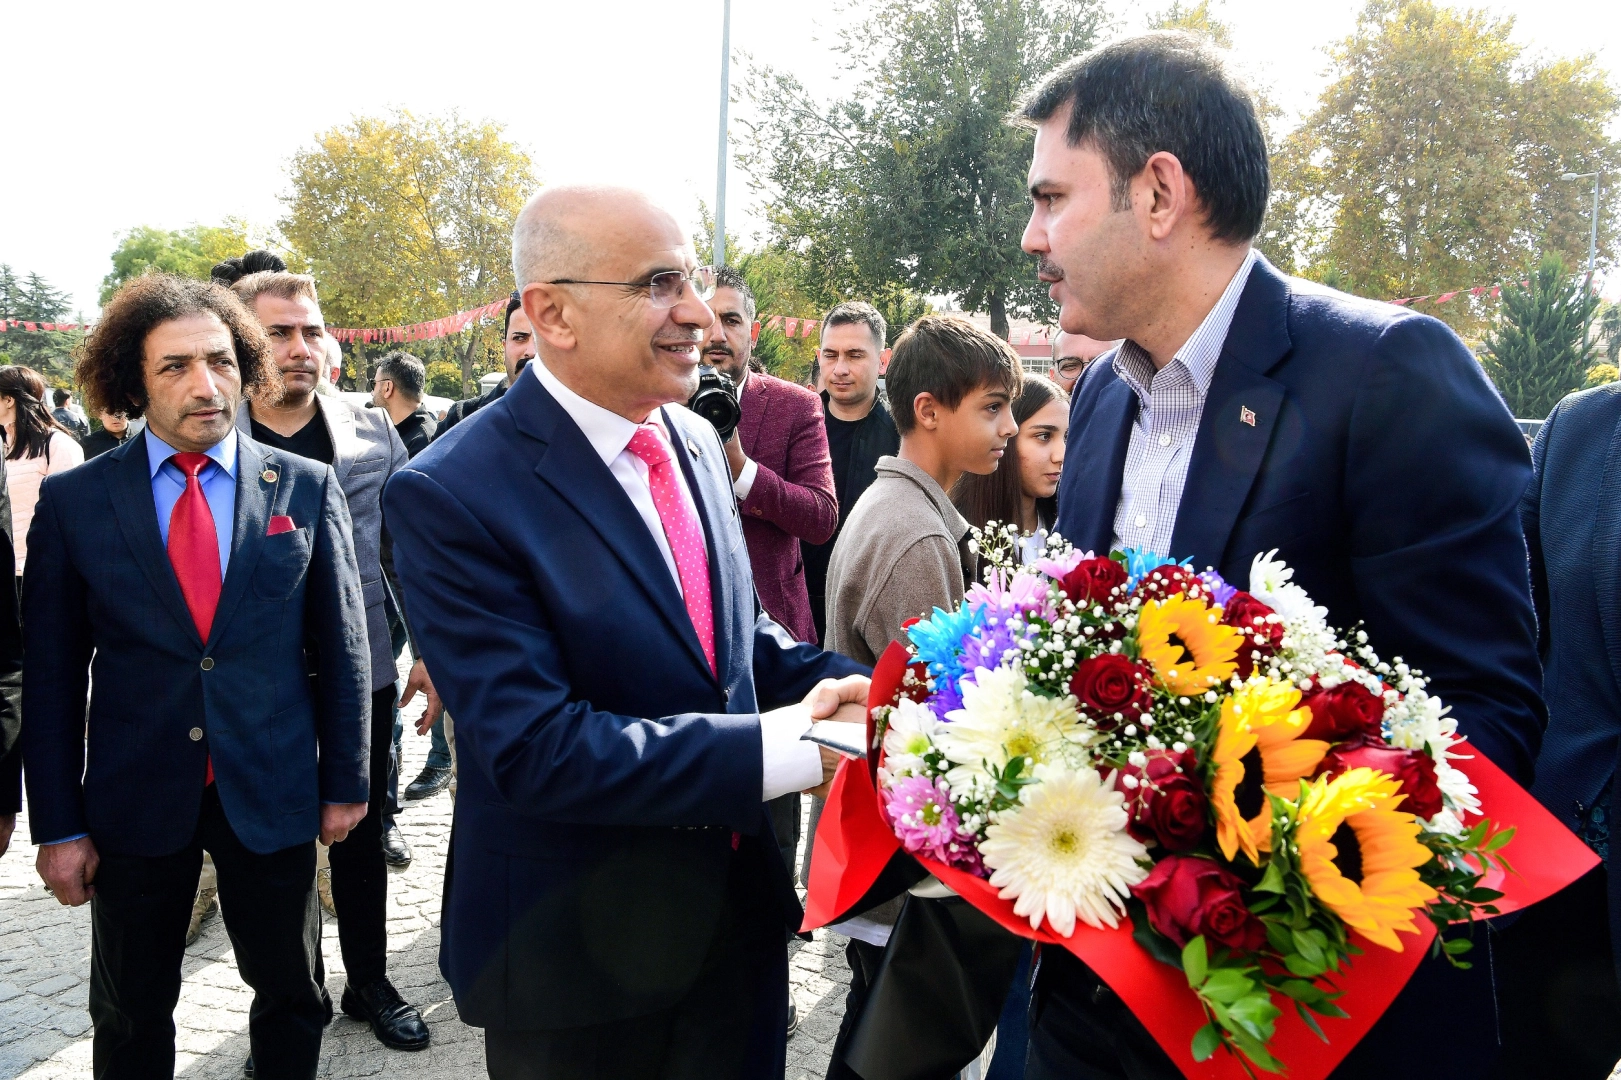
[1264,920,1295,956]
[1296,999,1329,1042]
[1201,969,1255,1004]
[1291,928,1326,968]
[1442,937,1474,955]
[1226,993,1282,1042]
[1256,857,1287,894]
[1183,936,1210,988]
[1275,979,1324,1003]
[1284,952,1326,978]
[1227,1026,1286,1073]
[1484,826,1517,851]
[1191,1022,1223,1062]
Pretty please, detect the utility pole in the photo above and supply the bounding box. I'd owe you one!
[713,0,732,268]
[1562,170,1604,355]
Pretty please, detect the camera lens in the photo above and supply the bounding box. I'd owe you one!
[688,368,741,442]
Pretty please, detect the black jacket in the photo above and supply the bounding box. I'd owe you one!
[434,380,506,440]
[394,405,438,459]
[82,428,134,460]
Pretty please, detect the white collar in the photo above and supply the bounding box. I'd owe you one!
[530,359,652,469]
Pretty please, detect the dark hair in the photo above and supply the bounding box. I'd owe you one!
[52,388,70,407]
[76,273,275,421]
[210,249,287,286]
[375,351,426,399]
[503,291,523,337]
[952,377,1067,533]
[0,366,73,460]
[821,301,887,353]
[713,265,757,321]
[1013,32,1269,244]
[885,315,1023,436]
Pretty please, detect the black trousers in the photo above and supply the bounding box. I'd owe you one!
[88,784,328,1080]
[326,686,396,987]
[482,843,789,1080]
[825,938,887,1080]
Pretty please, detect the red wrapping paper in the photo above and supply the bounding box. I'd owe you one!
[805,642,1600,1080]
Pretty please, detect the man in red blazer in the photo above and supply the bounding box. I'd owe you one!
[704,267,837,647]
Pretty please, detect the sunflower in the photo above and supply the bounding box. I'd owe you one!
[1136,593,1241,695]
[1210,678,1330,864]
[1296,767,1438,950]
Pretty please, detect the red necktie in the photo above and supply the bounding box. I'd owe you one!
[167,452,222,784]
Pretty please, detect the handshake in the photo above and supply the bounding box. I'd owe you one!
[768,674,871,800]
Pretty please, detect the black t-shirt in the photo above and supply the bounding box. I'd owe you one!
[394,407,438,460]
[250,413,335,466]
[824,413,861,521]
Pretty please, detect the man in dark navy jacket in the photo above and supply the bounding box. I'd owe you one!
[385,185,868,1080]
[23,274,371,1080]
[1017,34,1544,1079]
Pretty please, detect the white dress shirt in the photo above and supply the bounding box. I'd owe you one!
[1111,248,1257,555]
[530,362,823,799]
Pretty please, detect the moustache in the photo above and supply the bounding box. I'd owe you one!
[1036,256,1064,280]
[704,343,734,357]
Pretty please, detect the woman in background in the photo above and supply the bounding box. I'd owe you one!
[0,365,85,578]
[952,376,1068,563]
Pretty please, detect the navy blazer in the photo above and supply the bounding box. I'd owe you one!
[1056,256,1545,784]
[21,431,372,856]
[1522,383,1621,972]
[383,370,864,1030]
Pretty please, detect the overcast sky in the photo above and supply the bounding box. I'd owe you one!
[5,0,1617,316]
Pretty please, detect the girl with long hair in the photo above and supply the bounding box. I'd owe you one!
[951,376,1068,557]
[0,365,84,576]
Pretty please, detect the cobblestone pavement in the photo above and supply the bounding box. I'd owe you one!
[0,654,851,1079]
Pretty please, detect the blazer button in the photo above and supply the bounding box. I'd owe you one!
[189,727,204,741]
[723,687,731,702]
[200,657,214,671]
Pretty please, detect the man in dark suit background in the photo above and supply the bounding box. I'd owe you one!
[23,273,371,1079]
[1500,382,1621,1077]
[1018,33,1544,1078]
[385,184,869,1080]
[435,294,535,437]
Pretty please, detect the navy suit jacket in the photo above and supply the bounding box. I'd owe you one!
[1056,256,1544,784]
[22,431,372,856]
[1521,383,1621,971]
[383,370,864,1031]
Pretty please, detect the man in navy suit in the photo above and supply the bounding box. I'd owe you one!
[1499,383,1621,1077]
[384,185,869,1080]
[23,273,372,1080]
[1014,34,1544,1078]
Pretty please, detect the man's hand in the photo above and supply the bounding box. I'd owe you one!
[0,813,14,858]
[801,674,871,799]
[37,836,99,906]
[320,802,368,846]
[401,658,443,736]
[724,429,748,483]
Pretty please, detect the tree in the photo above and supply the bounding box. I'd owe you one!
[281,110,535,395]
[0,265,80,384]
[99,222,256,304]
[1482,253,1598,417]
[1149,0,1232,47]
[740,0,1107,339]
[1265,0,1621,340]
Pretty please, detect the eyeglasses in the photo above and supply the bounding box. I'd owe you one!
[1054,356,1087,376]
[545,266,717,308]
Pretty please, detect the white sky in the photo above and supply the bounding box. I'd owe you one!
[4,0,1616,316]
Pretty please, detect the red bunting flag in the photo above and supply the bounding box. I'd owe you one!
[785,318,800,337]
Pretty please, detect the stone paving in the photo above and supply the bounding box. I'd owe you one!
[0,653,851,1079]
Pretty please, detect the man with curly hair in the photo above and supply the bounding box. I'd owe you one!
[21,273,372,1080]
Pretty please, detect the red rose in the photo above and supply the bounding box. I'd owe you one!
[1299,682,1385,743]
[1131,564,1201,603]
[1060,557,1128,608]
[1318,738,1444,820]
[1069,654,1153,731]
[1131,855,1268,953]
[1220,591,1283,678]
[1114,749,1209,852]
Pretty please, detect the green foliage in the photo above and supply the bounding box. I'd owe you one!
[1149,0,1233,47]
[100,222,255,304]
[740,0,1107,339]
[424,360,466,399]
[1600,302,1621,365]
[1482,253,1600,419]
[0,264,80,385]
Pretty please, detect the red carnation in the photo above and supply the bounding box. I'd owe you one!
[1060,557,1128,608]
[1318,738,1444,820]
[1222,591,1283,677]
[1299,682,1385,743]
[1114,749,1209,852]
[1131,564,1201,603]
[1069,654,1153,731]
[1132,855,1268,953]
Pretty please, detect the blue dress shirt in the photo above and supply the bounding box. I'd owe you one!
[146,428,237,574]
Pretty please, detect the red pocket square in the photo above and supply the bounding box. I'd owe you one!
[267,515,296,536]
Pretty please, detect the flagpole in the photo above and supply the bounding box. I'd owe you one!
[714,0,732,267]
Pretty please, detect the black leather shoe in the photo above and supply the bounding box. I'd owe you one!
[381,821,411,868]
[242,1055,253,1079]
[341,978,430,1050]
[786,1001,799,1039]
[403,765,452,801]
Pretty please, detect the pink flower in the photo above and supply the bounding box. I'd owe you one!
[1035,548,1094,582]
[967,569,1053,620]
[884,775,963,860]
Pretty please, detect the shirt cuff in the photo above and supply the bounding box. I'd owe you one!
[41,832,88,845]
[732,457,759,500]
[759,709,823,801]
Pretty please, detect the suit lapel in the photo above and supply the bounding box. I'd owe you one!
[738,375,767,460]
[320,395,362,486]
[1057,372,1135,556]
[1169,259,1293,571]
[1591,411,1621,694]
[664,407,730,683]
[106,435,203,644]
[209,437,274,649]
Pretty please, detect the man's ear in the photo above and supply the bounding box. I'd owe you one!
[913,391,940,432]
[1137,150,1194,243]
[522,284,578,353]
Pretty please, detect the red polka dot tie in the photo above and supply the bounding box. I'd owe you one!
[626,425,716,675]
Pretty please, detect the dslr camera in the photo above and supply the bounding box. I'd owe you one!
[687,366,741,442]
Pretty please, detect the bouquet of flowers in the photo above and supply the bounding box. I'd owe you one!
[816,526,1592,1078]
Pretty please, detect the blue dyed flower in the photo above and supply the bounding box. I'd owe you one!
[1119,547,1192,590]
[907,602,986,689]
[1199,570,1238,607]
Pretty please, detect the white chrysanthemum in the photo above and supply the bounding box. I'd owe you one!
[881,697,940,780]
[937,666,1092,800]
[1249,549,1328,628]
[1434,759,1481,819]
[980,764,1149,936]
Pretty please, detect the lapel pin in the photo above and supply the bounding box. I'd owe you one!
[686,438,702,458]
[261,467,279,483]
[1239,406,1257,427]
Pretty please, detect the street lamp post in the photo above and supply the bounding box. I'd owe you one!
[714,0,732,268]
[1561,169,1603,354]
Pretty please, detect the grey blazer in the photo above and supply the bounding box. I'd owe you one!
[239,393,408,691]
